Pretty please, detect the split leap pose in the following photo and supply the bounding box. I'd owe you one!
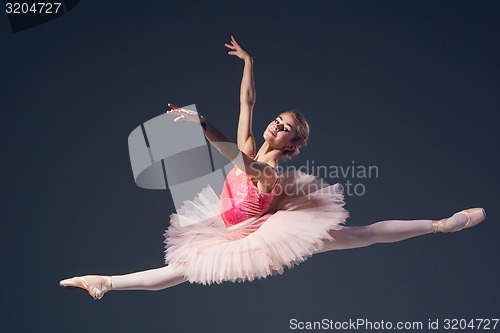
[60,36,486,300]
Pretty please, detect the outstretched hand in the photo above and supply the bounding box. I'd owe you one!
[224,35,251,61]
[166,103,202,123]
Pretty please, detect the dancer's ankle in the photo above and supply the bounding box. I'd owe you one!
[432,213,469,233]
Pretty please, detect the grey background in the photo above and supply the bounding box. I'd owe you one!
[1,1,499,332]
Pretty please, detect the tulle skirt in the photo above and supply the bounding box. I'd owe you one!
[163,169,349,285]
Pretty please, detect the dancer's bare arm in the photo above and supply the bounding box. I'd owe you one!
[225,36,256,157]
[166,105,275,184]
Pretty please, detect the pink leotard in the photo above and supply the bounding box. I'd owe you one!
[219,156,280,227]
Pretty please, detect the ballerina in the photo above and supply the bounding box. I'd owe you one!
[60,36,486,300]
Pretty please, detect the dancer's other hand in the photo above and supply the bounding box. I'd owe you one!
[166,103,202,123]
[224,35,251,61]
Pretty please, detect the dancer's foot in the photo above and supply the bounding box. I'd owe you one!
[432,208,486,233]
[59,275,112,300]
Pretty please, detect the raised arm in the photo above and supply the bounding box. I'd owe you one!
[225,36,256,156]
[166,105,275,184]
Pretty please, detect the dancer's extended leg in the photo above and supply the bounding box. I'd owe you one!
[316,219,432,252]
[316,212,471,253]
[111,265,187,291]
[60,265,187,299]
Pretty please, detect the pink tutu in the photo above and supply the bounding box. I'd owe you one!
[163,167,349,285]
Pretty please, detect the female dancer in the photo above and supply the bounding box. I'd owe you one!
[60,36,486,300]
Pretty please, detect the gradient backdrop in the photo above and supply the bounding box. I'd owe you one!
[1,1,499,332]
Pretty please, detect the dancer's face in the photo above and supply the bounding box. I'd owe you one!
[263,113,298,151]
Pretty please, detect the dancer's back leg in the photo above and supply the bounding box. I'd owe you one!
[60,265,187,299]
[111,265,187,291]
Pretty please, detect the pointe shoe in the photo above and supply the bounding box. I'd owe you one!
[432,208,486,233]
[59,275,112,300]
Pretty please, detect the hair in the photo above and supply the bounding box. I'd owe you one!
[280,109,310,161]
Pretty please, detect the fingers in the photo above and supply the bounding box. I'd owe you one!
[167,105,183,116]
[166,103,199,123]
[225,36,240,51]
[168,103,190,115]
[169,109,187,114]
[167,108,197,115]
[168,103,180,110]
[231,35,239,46]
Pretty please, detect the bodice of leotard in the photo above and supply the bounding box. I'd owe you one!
[219,158,280,227]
